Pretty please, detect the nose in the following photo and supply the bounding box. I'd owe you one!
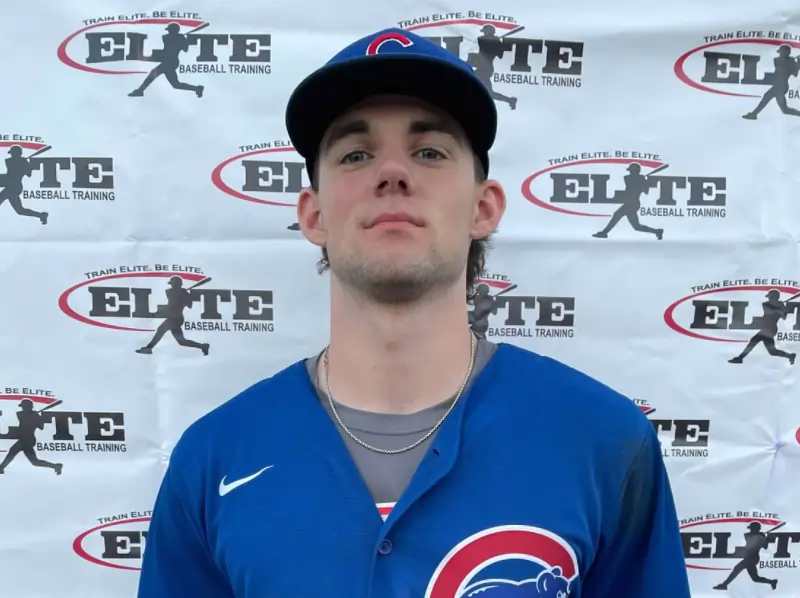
[374,155,414,196]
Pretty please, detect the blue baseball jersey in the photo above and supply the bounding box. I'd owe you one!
[137,342,691,598]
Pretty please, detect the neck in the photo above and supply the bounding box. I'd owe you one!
[322,278,475,414]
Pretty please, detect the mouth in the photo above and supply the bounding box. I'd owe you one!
[366,213,424,229]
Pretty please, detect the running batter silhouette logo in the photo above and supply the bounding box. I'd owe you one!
[665,279,800,365]
[0,397,62,476]
[399,11,584,110]
[0,144,49,225]
[128,21,206,98]
[57,11,272,97]
[681,512,795,591]
[522,151,728,239]
[468,280,505,338]
[0,388,127,477]
[58,265,276,355]
[134,275,210,355]
[424,525,578,597]
[726,289,797,364]
[212,139,308,232]
[0,134,115,232]
[468,274,576,340]
[589,162,664,240]
[675,33,800,121]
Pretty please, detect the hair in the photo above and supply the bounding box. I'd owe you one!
[310,153,491,299]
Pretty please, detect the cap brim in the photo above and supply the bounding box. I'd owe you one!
[285,54,497,177]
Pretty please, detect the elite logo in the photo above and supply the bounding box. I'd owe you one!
[469,273,575,340]
[675,32,800,121]
[681,512,797,591]
[0,387,127,477]
[218,465,273,497]
[0,135,115,230]
[73,512,152,570]
[59,265,276,356]
[211,140,307,231]
[58,10,272,98]
[664,279,800,365]
[399,11,584,111]
[521,151,728,240]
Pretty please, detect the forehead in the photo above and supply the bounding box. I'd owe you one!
[321,95,468,144]
[338,94,445,119]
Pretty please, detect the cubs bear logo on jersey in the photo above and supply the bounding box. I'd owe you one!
[425,525,579,598]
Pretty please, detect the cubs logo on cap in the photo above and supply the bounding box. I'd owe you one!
[284,27,497,183]
[365,31,415,55]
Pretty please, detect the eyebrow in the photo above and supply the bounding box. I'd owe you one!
[408,118,465,147]
[321,116,466,156]
[321,119,370,155]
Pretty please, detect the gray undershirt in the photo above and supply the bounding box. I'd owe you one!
[304,338,498,505]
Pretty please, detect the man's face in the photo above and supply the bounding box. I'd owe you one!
[296,96,504,304]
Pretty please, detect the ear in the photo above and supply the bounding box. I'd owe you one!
[471,179,506,240]
[296,187,327,248]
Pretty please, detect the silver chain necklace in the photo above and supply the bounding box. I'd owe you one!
[321,332,477,455]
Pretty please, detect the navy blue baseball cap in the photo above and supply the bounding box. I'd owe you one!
[285,27,497,183]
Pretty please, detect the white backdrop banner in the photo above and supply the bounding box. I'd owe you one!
[1,0,800,596]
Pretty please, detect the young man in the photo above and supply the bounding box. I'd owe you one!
[137,28,692,598]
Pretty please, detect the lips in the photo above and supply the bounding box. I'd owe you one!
[367,212,423,228]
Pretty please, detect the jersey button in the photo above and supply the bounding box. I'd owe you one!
[378,539,393,555]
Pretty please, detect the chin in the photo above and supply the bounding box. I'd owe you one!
[367,246,431,269]
[362,256,426,276]
[346,247,432,274]
[332,249,461,302]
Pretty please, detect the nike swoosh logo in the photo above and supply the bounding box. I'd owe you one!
[219,465,273,497]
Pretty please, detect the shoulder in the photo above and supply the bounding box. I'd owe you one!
[496,343,644,409]
[168,359,310,468]
[490,343,654,452]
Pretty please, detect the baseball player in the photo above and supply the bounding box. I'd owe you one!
[0,399,62,475]
[592,162,663,240]
[0,145,48,225]
[728,289,796,364]
[742,44,800,120]
[713,522,778,590]
[134,275,209,355]
[138,27,691,598]
[467,282,498,338]
[128,22,204,98]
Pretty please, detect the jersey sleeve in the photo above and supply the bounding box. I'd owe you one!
[137,461,233,598]
[580,425,692,597]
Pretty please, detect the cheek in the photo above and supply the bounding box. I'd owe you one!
[431,202,473,251]
[320,183,367,240]
[321,185,356,226]
[442,190,476,229]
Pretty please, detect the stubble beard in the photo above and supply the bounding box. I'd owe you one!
[331,250,464,305]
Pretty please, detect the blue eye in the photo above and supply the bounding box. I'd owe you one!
[341,151,371,164]
[416,148,445,160]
